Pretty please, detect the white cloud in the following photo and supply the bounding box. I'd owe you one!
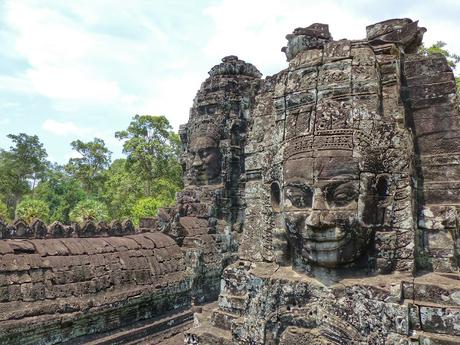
[120,94,141,105]
[3,2,132,103]
[0,101,19,110]
[42,118,123,155]
[42,119,86,136]
[0,74,33,93]
[203,0,371,76]
[1,0,459,164]
[133,73,204,130]
[203,0,460,76]
[26,67,121,102]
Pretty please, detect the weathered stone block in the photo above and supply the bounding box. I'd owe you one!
[419,305,460,336]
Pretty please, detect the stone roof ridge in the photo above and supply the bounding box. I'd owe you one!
[208,55,262,78]
[366,18,426,53]
[291,23,332,39]
[282,23,333,61]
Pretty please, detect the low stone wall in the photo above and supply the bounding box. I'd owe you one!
[0,218,136,239]
[0,232,190,344]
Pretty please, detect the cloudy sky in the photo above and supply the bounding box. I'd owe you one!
[1,0,459,163]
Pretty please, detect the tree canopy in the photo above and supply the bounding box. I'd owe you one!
[0,115,182,225]
[65,138,112,196]
[115,115,182,195]
[0,133,48,216]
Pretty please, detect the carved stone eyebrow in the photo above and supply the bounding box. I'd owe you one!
[317,174,358,182]
[283,179,314,188]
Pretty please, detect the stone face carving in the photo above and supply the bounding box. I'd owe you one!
[186,126,222,186]
[181,55,261,187]
[186,18,460,345]
[283,151,374,268]
[281,124,410,270]
[158,55,262,304]
[1,17,460,345]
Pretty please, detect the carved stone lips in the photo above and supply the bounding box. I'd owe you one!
[192,169,207,180]
[303,227,347,242]
[303,228,349,251]
[304,239,348,251]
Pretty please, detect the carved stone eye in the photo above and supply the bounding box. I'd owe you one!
[326,181,357,207]
[199,149,211,159]
[285,185,313,208]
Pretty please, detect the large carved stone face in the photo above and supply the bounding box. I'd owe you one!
[283,154,376,268]
[188,136,221,185]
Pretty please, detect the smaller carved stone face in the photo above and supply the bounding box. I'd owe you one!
[283,154,376,268]
[188,136,221,185]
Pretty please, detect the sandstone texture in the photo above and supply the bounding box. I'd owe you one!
[1,18,460,344]
[185,19,460,345]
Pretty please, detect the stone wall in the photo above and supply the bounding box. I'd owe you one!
[0,218,135,239]
[403,53,460,272]
[1,17,460,345]
[0,55,262,344]
[0,232,189,344]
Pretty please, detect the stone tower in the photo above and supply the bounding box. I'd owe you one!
[187,19,460,345]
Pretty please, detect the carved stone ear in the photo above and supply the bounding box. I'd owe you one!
[375,173,391,226]
[358,173,390,227]
[270,181,281,212]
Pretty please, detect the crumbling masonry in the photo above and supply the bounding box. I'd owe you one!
[0,18,459,344]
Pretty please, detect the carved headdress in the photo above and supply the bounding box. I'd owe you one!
[188,119,223,148]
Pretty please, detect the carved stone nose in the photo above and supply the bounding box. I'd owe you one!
[306,211,321,227]
[192,155,203,167]
[312,188,326,209]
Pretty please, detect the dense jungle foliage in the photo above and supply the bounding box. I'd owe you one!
[0,115,182,225]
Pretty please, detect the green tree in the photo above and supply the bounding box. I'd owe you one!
[35,164,87,223]
[16,197,50,223]
[150,177,181,201]
[65,138,111,195]
[0,133,49,212]
[419,41,460,69]
[132,198,164,226]
[130,179,179,225]
[69,199,109,223]
[0,202,8,222]
[101,158,145,219]
[0,152,28,213]
[115,115,182,195]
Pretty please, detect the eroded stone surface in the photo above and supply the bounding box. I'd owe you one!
[186,18,460,345]
[156,55,261,304]
[1,17,460,345]
[0,233,189,344]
